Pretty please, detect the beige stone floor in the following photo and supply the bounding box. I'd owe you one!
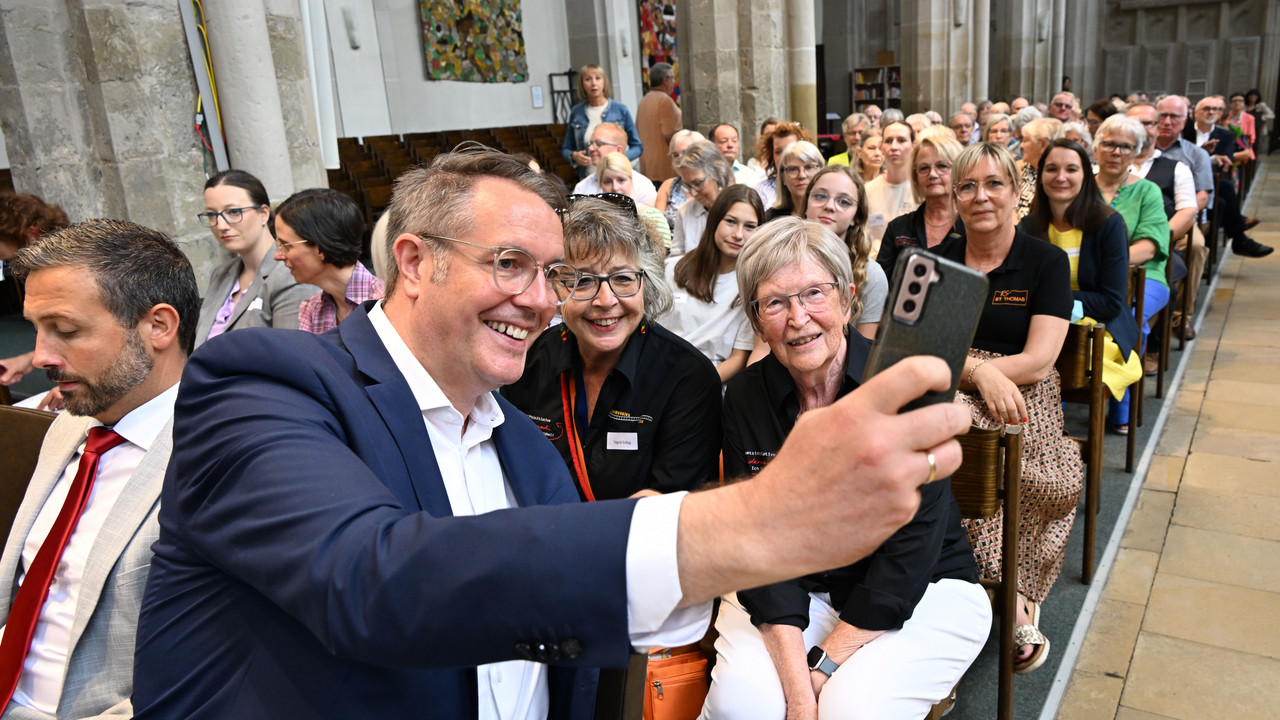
[1056,164,1280,719]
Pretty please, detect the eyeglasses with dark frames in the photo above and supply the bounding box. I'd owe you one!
[416,234,581,306]
[197,206,261,227]
[565,270,646,302]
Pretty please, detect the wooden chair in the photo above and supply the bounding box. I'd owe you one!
[1124,266,1145,472]
[0,405,57,542]
[1055,322,1106,583]
[362,184,394,228]
[951,424,1023,720]
[1204,166,1224,277]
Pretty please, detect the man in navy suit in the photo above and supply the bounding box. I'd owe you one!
[132,148,970,719]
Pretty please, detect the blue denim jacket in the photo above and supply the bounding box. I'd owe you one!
[561,99,643,177]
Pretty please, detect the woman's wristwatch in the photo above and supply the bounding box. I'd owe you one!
[807,645,839,677]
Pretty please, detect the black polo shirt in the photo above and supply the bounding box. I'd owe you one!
[502,318,722,501]
[936,230,1072,356]
[722,330,979,631]
[877,205,966,276]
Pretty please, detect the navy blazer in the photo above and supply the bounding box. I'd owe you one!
[133,304,639,719]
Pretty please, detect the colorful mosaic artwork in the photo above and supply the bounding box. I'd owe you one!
[638,1,679,96]
[421,0,528,83]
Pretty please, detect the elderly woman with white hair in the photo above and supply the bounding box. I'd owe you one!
[1092,113,1169,433]
[655,128,706,217]
[766,141,825,221]
[671,139,734,256]
[700,216,989,720]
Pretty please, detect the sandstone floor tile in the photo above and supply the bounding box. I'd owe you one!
[1121,634,1280,719]
[1190,425,1280,463]
[1160,525,1280,594]
[1197,399,1280,435]
[1121,490,1174,553]
[1218,326,1280,351]
[1142,455,1184,492]
[1114,708,1177,720]
[1171,390,1203,415]
[1058,670,1124,720]
[1143,573,1280,661]
[1212,287,1235,304]
[1181,453,1280,497]
[1075,598,1145,676]
[1178,366,1209,393]
[1204,378,1280,405]
[1102,548,1160,605]
[1171,485,1280,542]
[1154,413,1197,456]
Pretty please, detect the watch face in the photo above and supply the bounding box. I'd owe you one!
[807,646,825,668]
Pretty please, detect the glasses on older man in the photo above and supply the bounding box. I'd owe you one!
[416,234,581,306]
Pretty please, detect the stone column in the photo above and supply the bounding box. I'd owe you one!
[737,1,788,151]
[202,0,296,200]
[974,0,990,103]
[900,0,973,114]
[785,0,817,134]
[265,0,326,190]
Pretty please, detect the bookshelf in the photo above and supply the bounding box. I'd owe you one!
[852,65,901,112]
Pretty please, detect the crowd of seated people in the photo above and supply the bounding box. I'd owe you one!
[0,78,1269,720]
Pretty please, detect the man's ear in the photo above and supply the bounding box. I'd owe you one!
[393,233,428,300]
[139,303,181,352]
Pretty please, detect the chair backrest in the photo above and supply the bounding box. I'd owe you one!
[1055,322,1099,395]
[951,425,1022,520]
[0,405,57,543]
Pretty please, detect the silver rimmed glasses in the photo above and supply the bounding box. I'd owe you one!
[417,234,581,306]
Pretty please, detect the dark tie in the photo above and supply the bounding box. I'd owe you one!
[0,426,127,705]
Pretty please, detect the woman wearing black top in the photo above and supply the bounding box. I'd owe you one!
[878,132,966,274]
[701,217,989,720]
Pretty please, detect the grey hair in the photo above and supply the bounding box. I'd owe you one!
[560,197,672,318]
[1093,114,1146,156]
[1012,106,1043,133]
[1061,121,1093,148]
[668,129,705,153]
[981,113,1012,140]
[842,112,870,132]
[674,139,733,190]
[881,108,905,125]
[735,216,854,336]
[649,62,674,86]
[1020,117,1064,145]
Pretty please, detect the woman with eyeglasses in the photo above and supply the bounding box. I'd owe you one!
[671,139,734,257]
[272,188,385,334]
[701,217,989,720]
[801,165,885,339]
[1092,114,1169,433]
[937,142,1080,676]
[502,196,721,501]
[878,133,966,276]
[765,141,824,222]
[194,170,316,347]
[658,185,764,383]
[561,63,642,179]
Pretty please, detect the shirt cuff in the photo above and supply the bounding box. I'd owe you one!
[625,492,713,651]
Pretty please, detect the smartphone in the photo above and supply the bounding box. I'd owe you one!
[864,248,988,412]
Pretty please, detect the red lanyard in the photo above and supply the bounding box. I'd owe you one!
[559,372,597,502]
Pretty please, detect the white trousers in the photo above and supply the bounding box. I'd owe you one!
[699,579,991,720]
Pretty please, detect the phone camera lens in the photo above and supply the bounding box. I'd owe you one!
[912,263,927,277]
[908,282,922,295]
[903,299,917,313]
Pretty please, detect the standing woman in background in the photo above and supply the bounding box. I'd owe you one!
[562,63,643,179]
[194,170,316,347]
[1244,89,1274,149]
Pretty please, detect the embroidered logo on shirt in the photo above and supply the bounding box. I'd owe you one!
[743,450,777,474]
[992,289,1028,306]
[608,410,654,424]
[526,414,564,441]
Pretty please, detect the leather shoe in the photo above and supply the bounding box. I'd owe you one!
[1143,353,1159,376]
[1233,237,1275,258]
[1180,323,1197,341]
[1245,216,1261,230]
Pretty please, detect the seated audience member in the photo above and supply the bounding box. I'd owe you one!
[1220,93,1255,163]
[924,109,944,127]
[1011,105,1043,145]
[1184,95,1270,256]
[503,195,720,500]
[879,133,966,273]
[1011,97,1030,114]
[766,141,825,221]
[594,152,673,252]
[194,170,316,347]
[865,121,920,255]
[746,117,780,174]
[131,146,971,719]
[1016,118,1064,219]
[941,142,1081,676]
[572,123,658,205]
[272,188,385,334]
[0,219,197,719]
[658,185,763,382]
[636,62,682,182]
[854,130,883,184]
[905,113,932,135]
[863,104,883,129]
[1022,139,1141,395]
[672,140,733,256]
[753,121,811,209]
[1084,98,1118,137]
[655,129,705,223]
[561,63,642,179]
[826,113,870,167]
[0,193,70,391]
[949,111,976,146]
[803,165,887,338]
[702,217,989,720]
[991,101,1011,116]
[1048,93,1076,122]
[1062,121,1092,151]
[1093,115,1170,431]
[982,112,1015,153]
[713,123,765,186]
[880,108,905,126]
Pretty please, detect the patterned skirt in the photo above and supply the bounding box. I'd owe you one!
[957,351,1085,603]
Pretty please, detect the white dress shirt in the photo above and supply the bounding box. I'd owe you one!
[4,382,178,713]
[671,198,709,257]
[367,304,708,720]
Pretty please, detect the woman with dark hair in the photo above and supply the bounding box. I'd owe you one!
[194,170,315,347]
[1021,139,1140,390]
[273,188,384,334]
[1244,88,1274,147]
[561,63,643,179]
[1084,98,1118,137]
[802,164,886,338]
[659,185,764,383]
[1225,92,1257,161]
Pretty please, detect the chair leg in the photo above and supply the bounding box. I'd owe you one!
[1156,308,1169,400]
[1126,376,1139,473]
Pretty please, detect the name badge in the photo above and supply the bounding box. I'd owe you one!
[248,297,264,311]
[607,432,639,451]
[868,212,886,227]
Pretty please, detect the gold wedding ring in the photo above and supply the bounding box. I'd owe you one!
[925,452,938,484]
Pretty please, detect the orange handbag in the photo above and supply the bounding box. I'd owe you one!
[642,646,709,720]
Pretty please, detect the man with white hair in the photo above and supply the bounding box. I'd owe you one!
[572,123,658,205]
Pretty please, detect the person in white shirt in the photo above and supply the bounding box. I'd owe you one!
[0,219,197,719]
[864,121,920,256]
[573,123,658,205]
[711,123,765,187]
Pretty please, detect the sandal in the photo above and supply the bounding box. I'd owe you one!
[1013,598,1050,675]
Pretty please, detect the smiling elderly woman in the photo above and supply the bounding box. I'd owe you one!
[700,216,989,720]
[502,195,721,501]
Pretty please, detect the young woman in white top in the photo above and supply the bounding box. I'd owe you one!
[864,121,919,255]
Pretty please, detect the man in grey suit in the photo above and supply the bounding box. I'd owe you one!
[0,219,198,719]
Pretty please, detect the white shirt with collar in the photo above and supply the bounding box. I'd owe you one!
[573,172,659,206]
[1133,150,1196,212]
[367,303,708,720]
[671,198,709,257]
[7,382,178,713]
[731,160,765,187]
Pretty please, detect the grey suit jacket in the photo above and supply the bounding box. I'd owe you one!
[0,413,172,720]
[194,252,317,347]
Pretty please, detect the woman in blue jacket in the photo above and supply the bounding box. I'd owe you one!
[562,63,642,178]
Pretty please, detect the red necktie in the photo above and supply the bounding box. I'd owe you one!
[0,426,126,706]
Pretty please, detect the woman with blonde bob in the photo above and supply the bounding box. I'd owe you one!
[702,216,989,720]
[594,152,673,252]
[561,63,642,178]
[878,133,966,273]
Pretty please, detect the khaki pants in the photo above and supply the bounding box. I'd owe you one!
[1174,226,1208,325]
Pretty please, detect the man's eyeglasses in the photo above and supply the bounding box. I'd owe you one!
[417,234,581,306]
[587,139,623,150]
[782,163,823,178]
[1135,119,1158,128]
[750,282,841,320]
[197,206,260,227]
[565,270,645,302]
[1157,112,1185,122]
[563,193,638,217]
[1098,140,1135,156]
[1200,106,1225,113]
[954,178,1009,200]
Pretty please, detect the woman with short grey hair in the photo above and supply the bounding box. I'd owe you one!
[671,140,733,256]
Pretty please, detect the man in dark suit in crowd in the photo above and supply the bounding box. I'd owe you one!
[132,147,968,719]
[1184,95,1272,257]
